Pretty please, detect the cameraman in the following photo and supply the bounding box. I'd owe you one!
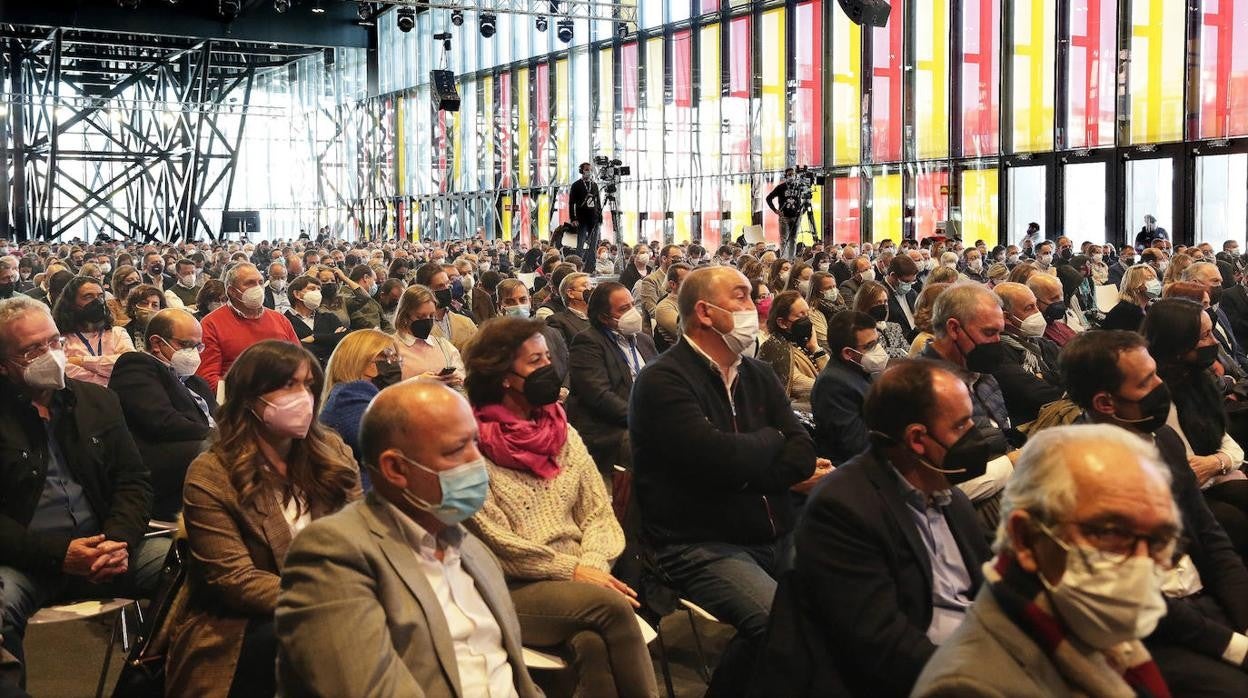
[766,167,803,259]
[570,162,603,263]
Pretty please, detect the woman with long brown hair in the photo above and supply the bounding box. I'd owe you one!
[164,340,360,697]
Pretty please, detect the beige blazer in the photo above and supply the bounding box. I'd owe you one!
[275,492,543,698]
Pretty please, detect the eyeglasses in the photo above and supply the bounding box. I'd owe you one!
[375,352,403,366]
[11,335,67,365]
[167,338,206,352]
[1037,520,1182,569]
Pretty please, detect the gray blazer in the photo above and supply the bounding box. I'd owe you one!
[910,585,1073,698]
[275,491,543,698]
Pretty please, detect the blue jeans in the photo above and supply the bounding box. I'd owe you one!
[576,220,601,263]
[0,536,170,665]
[655,540,784,696]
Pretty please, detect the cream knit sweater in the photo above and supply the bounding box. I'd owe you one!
[467,425,625,582]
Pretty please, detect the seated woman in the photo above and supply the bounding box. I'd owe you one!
[164,340,360,697]
[321,328,403,480]
[766,257,793,295]
[1144,298,1248,559]
[53,275,136,385]
[852,279,909,359]
[1165,282,1248,383]
[123,283,166,350]
[907,282,951,356]
[758,290,828,411]
[107,264,141,326]
[1102,264,1159,332]
[567,281,657,472]
[283,275,347,367]
[805,270,845,350]
[195,280,228,321]
[461,317,659,698]
[392,283,465,387]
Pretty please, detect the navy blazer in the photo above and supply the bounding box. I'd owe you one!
[284,309,346,366]
[568,327,656,469]
[810,359,871,464]
[790,447,990,697]
[886,284,920,339]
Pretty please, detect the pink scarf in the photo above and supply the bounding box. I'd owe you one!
[474,403,569,479]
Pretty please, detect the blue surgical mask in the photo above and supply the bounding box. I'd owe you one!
[503,305,531,318]
[1145,278,1163,300]
[897,281,914,295]
[396,453,489,525]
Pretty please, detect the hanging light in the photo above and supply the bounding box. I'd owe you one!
[310,0,325,14]
[396,6,415,32]
[535,16,548,32]
[480,12,497,38]
[450,9,464,26]
[556,18,573,43]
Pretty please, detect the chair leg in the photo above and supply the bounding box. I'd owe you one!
[685,608,712,684]
[653,622,677,698]
[95,611,121,698]
[133,600,144,629]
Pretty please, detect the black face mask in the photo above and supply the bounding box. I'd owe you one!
[320,282,338,303]
[1209,286,1224,307]
[787,317,814,346]
[371,360,403,391]
[0,282,13,298]
[1110,382,1172,434]
[78,298,108,325]
[148,264,163,277]
[867,304,889,322]
[922,428,992,485]
[434,288,454,309]
[409,318,434,340]
[964,338,1006,374]
[1192,343,1220,370]
[1042,301,1066,323]
[516,364,562,406]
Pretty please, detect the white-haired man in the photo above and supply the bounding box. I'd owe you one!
[913,424,1180,697]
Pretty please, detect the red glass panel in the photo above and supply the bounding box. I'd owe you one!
[832,178,861,245]
[871,3,904,162]
[961,0,1000,156]
[795,1,824,166]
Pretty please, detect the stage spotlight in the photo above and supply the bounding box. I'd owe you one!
[616,22,629,38]
[450,9,464,26]
[219,0,241,20]
[357,2,371,20]
[536,16,548,32]
[117,0,142,8]
[556,18,573,43]
[396,6,416,32]
[480,12,497,38]
[274,0,290,13]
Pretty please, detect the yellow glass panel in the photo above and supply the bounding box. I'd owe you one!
[501,195,513,241]
[556,59,570,183]
[762,8,786,170]
[452,109,462,185]
[396,98,407,197]
[799,185,822,248]
[517,67,530,188]
[961,169,999,246]
[538,193,551,241]
[699,24,721,171]
[620,209,639,246]
[598,48,614,155]
[915,0,949,159]
[730,181,752,242]
[1011,0,1055,152]
[832,10,862,166]
[872,174,903,243]
[646,38,664,179]
[481,74,494,189]
[1129,0,1185,144]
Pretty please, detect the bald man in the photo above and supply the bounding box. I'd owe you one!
[276,380,541,697]
[108,308,215,520]
[630,266,824,696]
[993,282,1061,387]
[1026,273,1076,347]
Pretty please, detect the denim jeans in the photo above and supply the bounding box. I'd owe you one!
[655,540,784,696]
[0,535,170,665]
[576,220,601,263]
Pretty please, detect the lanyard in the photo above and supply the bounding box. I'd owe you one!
[74,331,103,357]
[606,329,642,375]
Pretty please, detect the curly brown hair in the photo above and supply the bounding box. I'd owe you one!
[461,317,549,407]
[211,340,357,511]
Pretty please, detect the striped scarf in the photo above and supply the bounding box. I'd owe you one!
[985,555,1171,698]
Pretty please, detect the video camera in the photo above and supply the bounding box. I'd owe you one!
[593,155,631,194]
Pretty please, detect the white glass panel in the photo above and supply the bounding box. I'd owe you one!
[1007,165,1046,244]
[1124,158,1173,244]
[1063,161,1108,243]
[1196,154,1248,247]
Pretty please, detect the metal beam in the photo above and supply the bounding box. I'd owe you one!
[385,0,637,24]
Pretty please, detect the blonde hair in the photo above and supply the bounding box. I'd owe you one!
[394,283,435,331]
[1118,264,1157,303]
[322,329,397,404]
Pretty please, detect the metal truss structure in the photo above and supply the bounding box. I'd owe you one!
[0,26,316,242]
[383,0,637,24]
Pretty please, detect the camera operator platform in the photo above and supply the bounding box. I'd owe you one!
[766,167,818,258]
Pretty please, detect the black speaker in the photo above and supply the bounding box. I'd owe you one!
[836,0,891,27]
[220,210,260,237]
[430,70,460,112]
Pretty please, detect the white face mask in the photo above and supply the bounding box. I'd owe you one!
[859,268,876,282]
[301,289,322,310]
[854,343,889,376]
[100,263,112,274]
[1038,253,1054,265]
[707,303,760,357]
[616,306,644,336]
[821,288,840,303]
[23,348,67,391]
[968,259,983,273]
[1091,253,1103,264]
[797,280,811,296]
[1040,529,1167,650]
[179,274,197,288]
[1017,311,1047,338]
[167,344,202,378]
[237,285,265,311]
[270,278,287,292]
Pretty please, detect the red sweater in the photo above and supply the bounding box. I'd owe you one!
[197,304,299,391]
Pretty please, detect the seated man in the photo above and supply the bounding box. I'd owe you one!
[630,266,824,696]
[1059,330,1248,694]
[275,379,541,697]
[1027,273,1076,348]
[913,424,1179,697]
[108,308,216,521]
[811,310,885,463]
[0,296,168,665]
[198,262,299,392]
[783,360,991,697]
[992,282,1062,388]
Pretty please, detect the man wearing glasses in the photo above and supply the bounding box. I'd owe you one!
[109,308,217,522]
[1044,330,1248,695]
[914,424,1183,696]
[0,296,167,670]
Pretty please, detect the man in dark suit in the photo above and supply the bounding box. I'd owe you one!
[1186,261,1248,374]
[1061,330,1248,695]
[569,162,603,263]
[829,244,857,286]
[139,251,173,291]
[568,281,658,471]
[883,253,921,339]
[282,276,346,367]
[1108,247,1136,288]
[811,310,880,464]
[773,360,991,697]
[109,309,216,521]
[1221,276,1248,351]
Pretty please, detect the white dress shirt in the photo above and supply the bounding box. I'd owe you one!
[384,501,518,698]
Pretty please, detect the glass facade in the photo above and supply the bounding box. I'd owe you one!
[372,1,1248,246]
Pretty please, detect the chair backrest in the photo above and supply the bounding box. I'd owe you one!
[110,537,188,698]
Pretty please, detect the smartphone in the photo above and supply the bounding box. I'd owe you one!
[439,367,456,376]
